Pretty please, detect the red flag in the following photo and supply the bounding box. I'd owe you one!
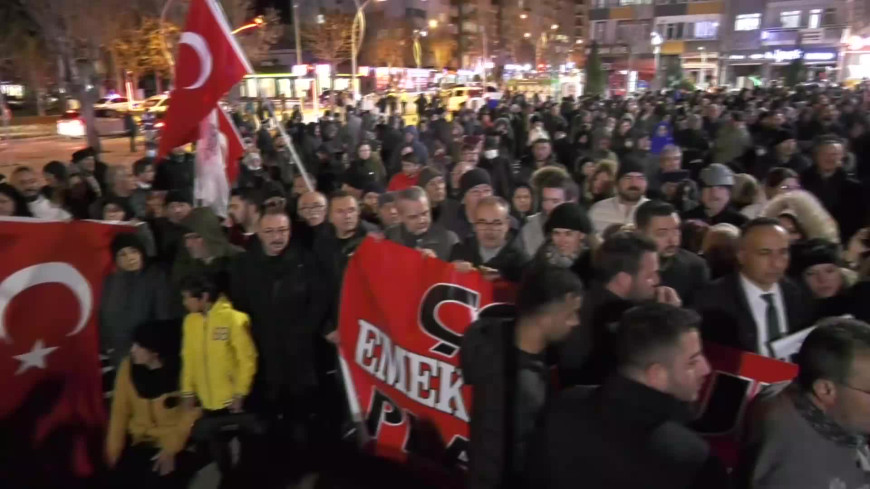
[157,0,252,158]
[218,107,243,184]
[0,219,132,484]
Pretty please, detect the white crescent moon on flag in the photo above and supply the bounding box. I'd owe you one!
[179,31,213,90]
[0,262,92,343]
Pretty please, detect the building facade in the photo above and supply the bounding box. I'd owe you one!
[720,0,847,86]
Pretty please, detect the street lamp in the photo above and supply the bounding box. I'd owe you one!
[351,0,386,101]
[524,32,531,38]
[650,32,663,91]
[428,19,438,29]
[551,24,559,30]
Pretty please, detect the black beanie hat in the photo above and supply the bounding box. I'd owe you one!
[789,238,842,277]
[545,202,592,235]
[459,168,492,199]
[771,128,796,148]
[417,166,444,188]
[111,232,146,258]
[616,157,647,180]
[133,319,182,360]
[362,181,385,195]
[262,181,286,200]
[165,189,194,205]
[102,196,135,221]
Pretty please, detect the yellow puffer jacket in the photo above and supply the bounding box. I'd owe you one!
[180,296,257,410]
[106,359,201,466]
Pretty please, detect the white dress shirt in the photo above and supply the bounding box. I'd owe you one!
[739,274,788,356]
[589,196,649,235]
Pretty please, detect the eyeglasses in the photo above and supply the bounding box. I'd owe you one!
[840,383,870,396]
[474,220,506,229]
[299,204,325,213]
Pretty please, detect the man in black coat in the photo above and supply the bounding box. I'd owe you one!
[800,136,867,243]
[635,200,709,306]
[681,163,748,227]
[461,267,582,489]
[527,304,727,489]
[229,209,331,419]
[153,147,194,192]
[449,196,530,282]
[693,218,811,356]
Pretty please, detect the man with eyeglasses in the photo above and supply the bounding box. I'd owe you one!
[450,196,530,282]
[295,191,329,249]
[228,208,331,476]
[739,318,870,489]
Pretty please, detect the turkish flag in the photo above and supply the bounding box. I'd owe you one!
[157,0,252,159]
[0,219,132,485]
[218,106,243,184]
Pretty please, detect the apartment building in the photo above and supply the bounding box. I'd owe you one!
[721,0,847,85]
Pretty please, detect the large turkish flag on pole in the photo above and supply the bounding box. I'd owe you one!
[157,0,252,159]
[0,219,132,486]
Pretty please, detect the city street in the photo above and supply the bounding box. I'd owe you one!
[0,136,144,179]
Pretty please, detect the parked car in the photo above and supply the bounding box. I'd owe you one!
[94,96,138,111]
[443,86,485,112]
[141,94,170,114]
[56,109,129,138]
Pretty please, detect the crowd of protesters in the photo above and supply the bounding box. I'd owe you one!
[4,81,870,489]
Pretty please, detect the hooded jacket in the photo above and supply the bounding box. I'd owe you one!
[171,207,243,287]
[760,189,841,244]
[180,296,258,410]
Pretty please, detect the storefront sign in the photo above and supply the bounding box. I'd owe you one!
[727,49,837,63]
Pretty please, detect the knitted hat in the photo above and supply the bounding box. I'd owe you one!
[789,238,842,277]
[616,157,647,180]
[459,168,492,199]
[699,163,735,187]
[165,189,194,205]
[362,181,385,195]
[111,232,146,258]
[71,147,95,163]
[132,319,182,360]
[544,203,592,235]
[418,166,444,188]
[377,192,396,207]
[771,128,796,147]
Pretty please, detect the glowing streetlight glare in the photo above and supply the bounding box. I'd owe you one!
[520,13,528,19]
[576,39,584,44]
[650,32,663,46]
[524,32,531,38]
[231,16,266,34]
[551,24,558,30]
[428,19,438,28]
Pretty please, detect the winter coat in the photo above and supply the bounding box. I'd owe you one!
[526,375,728,489]
[799,167,867,243]
[106,359,201,466]
[385,223,459,261]
[229,241,331,404]
[180,296,257,410]
[448,234,531,282]
[153,154,194,192]
[171,207,243,287]
[99,266,173,367]
[759,189,841,244]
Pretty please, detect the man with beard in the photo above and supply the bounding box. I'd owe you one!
[635,200,709,306]
[227,187,262,248]
[450,196,530,282]
[529,304,724,489]
[681,163,749,227]
[228,208,331,486]
[589,158,649,235]
[558,232,682,386]
[10,166,71,220]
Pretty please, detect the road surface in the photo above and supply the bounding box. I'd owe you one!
[0,136,145,180]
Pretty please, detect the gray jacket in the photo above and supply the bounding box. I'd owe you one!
[520,213,546,256]
[739,382,870,489]
[386,223,459,261]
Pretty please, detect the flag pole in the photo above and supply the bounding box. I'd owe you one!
[259,97,314,192]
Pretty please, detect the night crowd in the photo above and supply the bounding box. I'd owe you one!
[3,83,870,489]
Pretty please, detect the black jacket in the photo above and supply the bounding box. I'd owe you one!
[659,249,710,307]
[153,154,194,192]
[558,285,633,386]
[800,167,867,243]
[681,205,749,228]
[461,317,548,489]
[477,156,515,200]
[526,375,728,489]
[449,234,530,282]
[693,273,810,354]
[229,241,331,405]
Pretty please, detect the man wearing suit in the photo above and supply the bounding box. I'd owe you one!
[694,218,810,356]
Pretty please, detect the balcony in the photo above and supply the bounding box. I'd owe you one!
[761,26,844,46]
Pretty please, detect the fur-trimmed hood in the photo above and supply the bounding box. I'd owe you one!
[760,189,840,244]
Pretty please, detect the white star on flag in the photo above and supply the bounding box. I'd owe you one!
[14,339,58,375]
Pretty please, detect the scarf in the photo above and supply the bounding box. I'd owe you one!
[791,385,867,450]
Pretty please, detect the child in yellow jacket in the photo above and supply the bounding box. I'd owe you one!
[179,275,257,413]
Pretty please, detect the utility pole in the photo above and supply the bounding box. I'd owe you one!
[292,2,302,66]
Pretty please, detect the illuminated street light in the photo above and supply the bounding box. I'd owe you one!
[520,13,528,19]
[651,32,663,91]
[551,24,558,30]
[524,32,531,38]
[231,15,265,34]
[428,19,438,28]
[575,39,584,44]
